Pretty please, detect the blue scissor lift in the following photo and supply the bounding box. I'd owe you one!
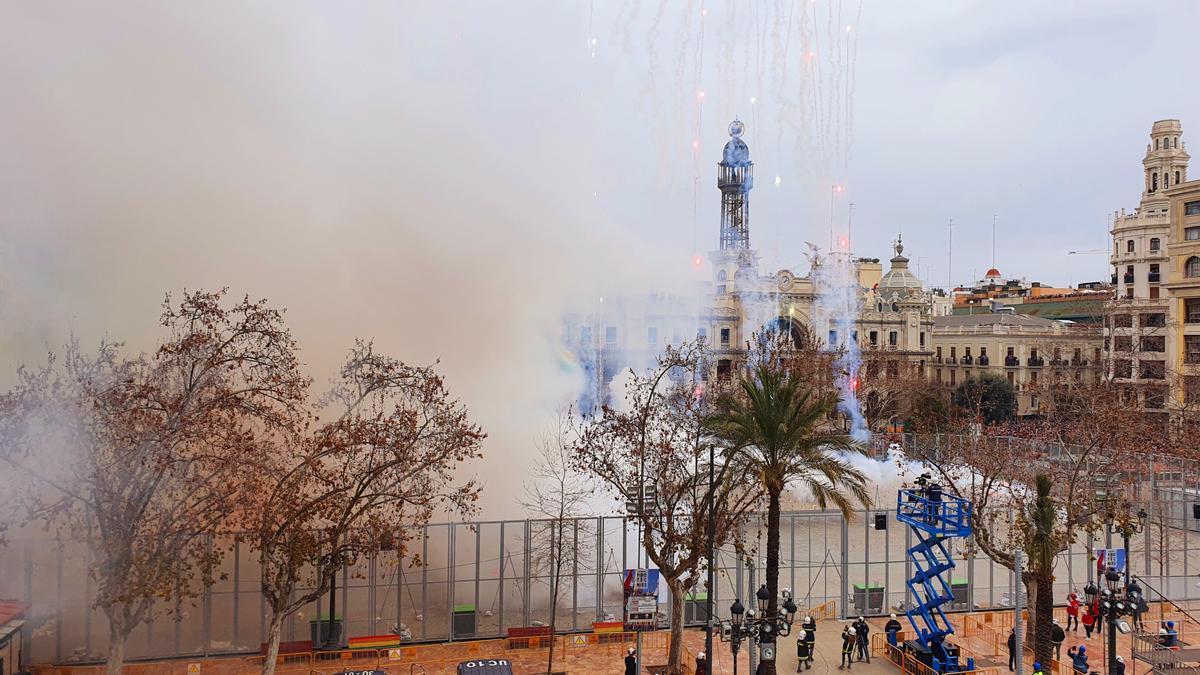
[895,486,974,673]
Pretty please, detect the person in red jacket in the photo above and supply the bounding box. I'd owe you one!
[1081,605,1097,639]
[1066,592,1081,631]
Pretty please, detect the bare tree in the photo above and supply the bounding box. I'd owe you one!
[575,340,761,675]
[0,290,310,675]
[242,340,485,675]
[520,410,591,675]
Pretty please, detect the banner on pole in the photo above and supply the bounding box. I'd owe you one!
[1095,548,1127,575]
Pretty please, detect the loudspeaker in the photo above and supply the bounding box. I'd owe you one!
[874,513,887,530]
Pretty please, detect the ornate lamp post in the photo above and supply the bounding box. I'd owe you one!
[722,587,798,675]
[1100,566,1138,675]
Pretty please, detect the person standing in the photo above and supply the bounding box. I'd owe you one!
[1067,645,1088,674]
[1066,592,1081,632]
[884,613,903,648]
[625,647,637,675]
[1032,661,1045,675]
[1113,655,1126,675]
[695,651,706,675]
[854,617,870,663]
[1051,619,1066,661]
[796,631,811,672]
[804,619,817,666]
[839,627,855,670]
[1007,628,1017,672]
[1081,605,1096,640]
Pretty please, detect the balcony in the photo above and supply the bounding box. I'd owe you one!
[933,356,943,364]
[1071,358,1089,367]
[1149,272,1161,283]
[1027,357,1045,367]
[1123,274,1135,284]
[1050,358,1067,367]
[978,356,990,366]
[961,356,974,365]
[1111,274,1118,285]
[946,357,958,365]
[1005,356,1019,367]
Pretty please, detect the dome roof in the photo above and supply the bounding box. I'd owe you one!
[877,238,923,292]
[985,268,1001,279]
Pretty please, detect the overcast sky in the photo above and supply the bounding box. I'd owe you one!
[2,2,1198,514]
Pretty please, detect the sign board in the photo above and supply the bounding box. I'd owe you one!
[1095,548,1127,575]
[623,568,660,631]
[572,634,588,646]
[187,664,201,674]
[388,649,404,661]
[457,660,514,675]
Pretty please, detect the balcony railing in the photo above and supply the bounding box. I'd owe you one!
[1050,358,1067,366]
[1111,274,1118,284]
[934,356,943,363]
[1005,356,1019,367]
[978,356,990,366]
[1027,357,1045,367]
[1149,273,1161,283]
[946,357,958,365]
[961,356,974,365]
[1071,358,1089,367]
[1124,274,1135,284]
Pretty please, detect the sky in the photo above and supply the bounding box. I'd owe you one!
[2,1,1198,516]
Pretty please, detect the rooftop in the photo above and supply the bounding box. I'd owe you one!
[933,313,1061,329]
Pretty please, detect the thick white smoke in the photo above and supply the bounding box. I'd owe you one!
[812,250,870,441]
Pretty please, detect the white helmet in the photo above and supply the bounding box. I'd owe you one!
[798,630,807,639]
[1161,628,1168,635]
[890,613,897,620]
[858,616,865,621]
[1117,656,1125,663]
[804,616,813,623]
[698,652,706,659]
[629,647,636,655]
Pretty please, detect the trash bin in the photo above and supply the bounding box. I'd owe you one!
[852,584,885,614]
[454,604,477,638]
[310,615,344,648]
[684,592,708,626]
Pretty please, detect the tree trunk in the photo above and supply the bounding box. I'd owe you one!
[763,486,782,675]
[262,612,285,675]
[666,577,687,675]
[1032,572,1055,666]
[547,523,559,675]
[105,616,128,675]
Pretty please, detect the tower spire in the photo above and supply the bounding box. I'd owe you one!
[718,119,754,250]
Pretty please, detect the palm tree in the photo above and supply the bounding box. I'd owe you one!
[708,360,872,675]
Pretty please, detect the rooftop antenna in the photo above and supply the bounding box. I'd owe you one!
[992,214,997,270]
[848,202,856,255]
[947,217,954,290]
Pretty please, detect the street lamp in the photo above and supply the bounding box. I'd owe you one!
[1100,566,1137,675]
[1107,506,1148,587]
[721,588,798,675]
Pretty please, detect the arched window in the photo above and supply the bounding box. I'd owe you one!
[1165,173,1170,189]
[891,302,899,312]
[877,300,883,313]
[717,269,727,281]
[1156,138,1160,150]
[1175,137,1180,149]
[1150,237,1160,252]
[1127,240,1135,253]
[1187,256,1200,278]
[1177,171,1182,185]
[1152,172,1159,191]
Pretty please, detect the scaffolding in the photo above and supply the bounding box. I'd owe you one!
[896,485,974,673]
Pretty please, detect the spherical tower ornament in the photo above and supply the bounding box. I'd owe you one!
[729,119,745,138]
